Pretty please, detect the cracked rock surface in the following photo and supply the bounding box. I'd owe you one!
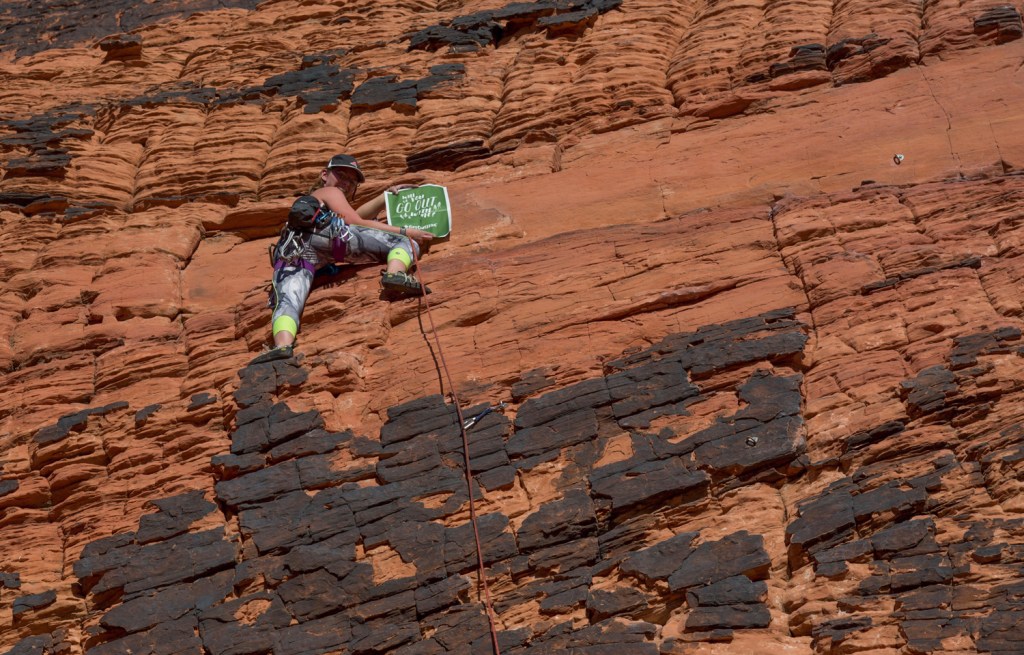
[2,0,1024,653]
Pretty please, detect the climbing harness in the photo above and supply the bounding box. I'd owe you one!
[406,238,504,655]
[269,211,351,273]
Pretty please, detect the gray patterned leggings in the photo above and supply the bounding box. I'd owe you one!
[269,226,419,338]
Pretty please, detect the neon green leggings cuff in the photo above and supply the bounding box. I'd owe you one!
[387,247,412,268]
[272,315,298,337]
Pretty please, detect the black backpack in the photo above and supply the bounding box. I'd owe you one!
[288,195,328,231]
[268,196,331,267]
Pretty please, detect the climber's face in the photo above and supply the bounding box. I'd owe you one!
[327,167,360,198]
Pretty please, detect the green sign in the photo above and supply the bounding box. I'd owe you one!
[385,185,452,238]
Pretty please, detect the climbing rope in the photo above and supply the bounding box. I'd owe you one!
[407,239,503,655]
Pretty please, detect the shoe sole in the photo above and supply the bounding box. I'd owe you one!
[249,348,294,365]
[381,284,431,298]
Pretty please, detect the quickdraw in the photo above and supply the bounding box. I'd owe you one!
[462,402,508,431]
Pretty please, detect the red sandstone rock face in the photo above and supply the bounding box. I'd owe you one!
[2,0,1024,653]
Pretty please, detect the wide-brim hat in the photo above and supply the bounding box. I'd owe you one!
[326,154,365,183]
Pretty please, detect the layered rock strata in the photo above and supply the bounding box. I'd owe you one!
[2,0,1024,653]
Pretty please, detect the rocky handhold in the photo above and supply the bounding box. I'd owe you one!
[228,414,271,455]
[414,575,471,615]
[605,356,698,427]
[380,395,460,447]
[811,617,873,652]
[0,479,18,499]
[972,542,1006,564]
[869,518,938,558]
[769,44,827,78]
[527,535,601,573]
[852,480,929,527]
[444,512,518,574]
[811,538,873,578]
[198,593,293,655]
[825,32,913,84]
[267,404,325,449]
[408,0,622,52]
[508,407,599,463]
[351,76,419,112]
[0,0,261,57]
[977,591,1024,653]
[604,309,807,380]
[948,326,1022,370]
[5,154,72,179]
[587,587,649,621]
[513,378,611,430]
[351,65,464,114]
[135,490,218,544]
[539,6,597,29]
[33,401,130,445]
[377,435,444,484]
[540,583,589,614]
[236,358,308,401]
[667,531,771,592]
[12,589,57,619]
[228,401,325,455]
[0,107,93,187]
[900,365,958,419]
[268,428,352,463]
[689,372,805,478]
[685,603,771,631]
[216,460,304,507]
[974,6,1024,43]
[272,613,351,655]
[276,568,357,623]
[408,24,501,53]
[535,618,659,653]
[261,61,356,114]
[511,368,556,401]
[842,420,906,457]
[96,33,143,61]
[860,255,982,295]
[826,34,892,70]
[0,571,21,589]
[590,457,709,516]
[686,575,768,607]
[349,618,420,653]
[74,528,237,600]
[889,553,954,592]
[134,403,161,427]
[620,531,699,583]
[516,487,597,551]
[4,634,58,655]
[188,392,217,411]
[406,140,491,172]
[99,570,233,635]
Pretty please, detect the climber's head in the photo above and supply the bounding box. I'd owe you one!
[326,154,364,182]
[321,154,363,199]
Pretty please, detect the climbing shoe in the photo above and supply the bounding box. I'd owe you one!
[249,344,294,365]
[380,271,430,298]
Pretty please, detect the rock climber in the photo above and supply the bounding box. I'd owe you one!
[250,154,435,365]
